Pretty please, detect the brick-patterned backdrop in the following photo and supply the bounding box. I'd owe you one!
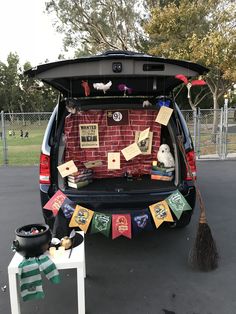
[64,110,161,178]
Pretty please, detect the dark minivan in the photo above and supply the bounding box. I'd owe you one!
[25,51,207,231]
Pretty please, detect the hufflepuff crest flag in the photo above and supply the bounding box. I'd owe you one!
[166,190,192,220]
[69,205,94,233]
[91,212,111,237]
[149,200,174,228]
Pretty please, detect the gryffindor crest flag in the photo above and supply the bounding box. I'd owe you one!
[43,190,67,216]
[69,205,94,233]
[112,214,132,239]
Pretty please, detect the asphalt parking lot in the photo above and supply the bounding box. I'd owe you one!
[0,160,236,314]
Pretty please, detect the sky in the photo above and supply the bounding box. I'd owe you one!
[0,0,74,66]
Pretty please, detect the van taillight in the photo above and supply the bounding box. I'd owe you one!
[185,150,197,181]
[39,153,51,184]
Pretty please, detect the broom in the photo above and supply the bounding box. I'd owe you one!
[177,134,218,271]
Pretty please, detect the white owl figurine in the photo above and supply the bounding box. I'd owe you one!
[157,144,175,168]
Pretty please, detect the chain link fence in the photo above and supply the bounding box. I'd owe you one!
[182,107,236,159]
[0,112,52,165]
[1,108,236,166]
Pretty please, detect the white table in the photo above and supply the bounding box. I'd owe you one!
[8,231,86,314]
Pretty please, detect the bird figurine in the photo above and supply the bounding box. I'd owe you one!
[157,144,175,168]
[118,84,132,96]
[93,81,112,94]
[81,80,90,96]
[142,100,152,108]
[175,74,207,99]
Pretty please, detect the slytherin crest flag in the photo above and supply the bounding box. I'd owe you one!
[131,209,154,236]
[43,190,67,216]
[69,205,94,233]
[166,190,192,220]
[91,212,111,237]
[149,200,174,228]
[112,214,132,239]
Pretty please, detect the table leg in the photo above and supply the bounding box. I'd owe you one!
[8,272,21,314]
[83,245,86,279]
[77,268,85,314]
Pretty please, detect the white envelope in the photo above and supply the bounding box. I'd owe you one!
[57,160,78,178]
[121,143,142,161]
[108,152,120,170]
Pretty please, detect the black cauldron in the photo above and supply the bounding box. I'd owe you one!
[12,224,52,258]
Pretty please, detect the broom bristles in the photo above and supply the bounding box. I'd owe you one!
[189,222,219,271]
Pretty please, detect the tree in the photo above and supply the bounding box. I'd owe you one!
[0,53,57,114]
[0,53,22,115]
[20,62,58,112]
[45,0,146,55]
[145,0,236,139]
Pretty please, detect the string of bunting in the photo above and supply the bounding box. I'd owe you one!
[43,189,192,239]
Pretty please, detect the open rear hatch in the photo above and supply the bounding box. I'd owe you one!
[26,51,207,209]
[25,51,208,98]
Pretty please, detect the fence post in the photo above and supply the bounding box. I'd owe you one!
[223,100,228,159]
[193,109,197,153]
[1,111,8,166]
[196,107,201,159]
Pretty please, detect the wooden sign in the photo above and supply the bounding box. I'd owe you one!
[155,106,173,126]
[57,160,78,178]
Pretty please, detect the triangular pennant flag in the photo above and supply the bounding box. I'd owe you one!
[69,205,94,233]
[112,214,132,239]
[149,200,174,228]
[131,209,154,236]
[61,198,77,219]
[43,190,67,216]
[91,212,111,237]
[166,190,192,220]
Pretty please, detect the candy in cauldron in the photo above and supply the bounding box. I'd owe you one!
[12,224,52,258]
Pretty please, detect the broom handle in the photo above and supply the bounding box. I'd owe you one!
[177,135,207,223]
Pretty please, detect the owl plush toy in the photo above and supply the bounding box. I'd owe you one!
[157,144,175,168]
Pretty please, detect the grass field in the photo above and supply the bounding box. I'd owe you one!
[0,128,45,166]
[0,123,236,166]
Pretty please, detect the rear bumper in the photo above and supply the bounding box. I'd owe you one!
[40,182,196,226]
